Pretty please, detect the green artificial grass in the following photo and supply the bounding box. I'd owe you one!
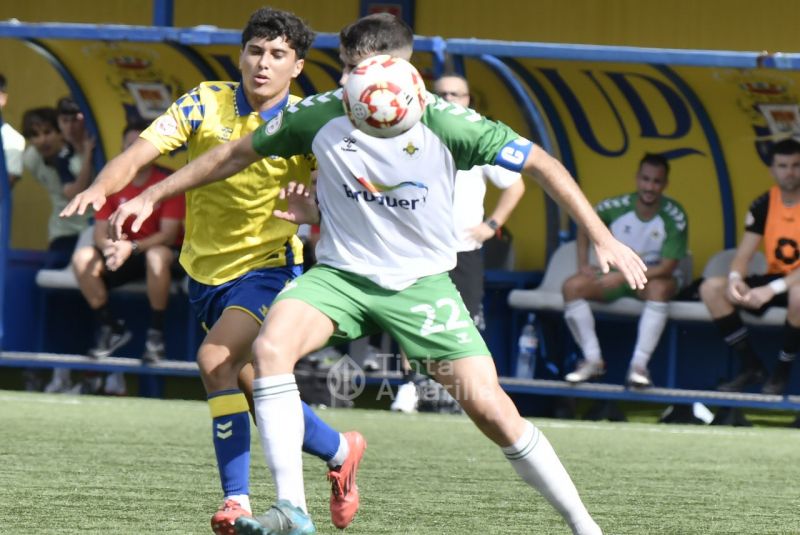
[1,391,798,534]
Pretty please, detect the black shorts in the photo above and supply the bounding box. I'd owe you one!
[97,246,182,289]
[448,249,484,321]
[742,273,788,315]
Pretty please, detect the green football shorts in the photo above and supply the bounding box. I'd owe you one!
[274,264,490,361]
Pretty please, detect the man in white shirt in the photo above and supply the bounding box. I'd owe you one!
[0,73,26,186]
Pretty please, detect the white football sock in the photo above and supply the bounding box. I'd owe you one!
[328,433,350,469]
[564,300,602,362]
[253,374,307,512]
[630,301,669,370]
[502,421,600,535]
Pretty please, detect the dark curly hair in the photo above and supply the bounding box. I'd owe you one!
[241,7,316,60]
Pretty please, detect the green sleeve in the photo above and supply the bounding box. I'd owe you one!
[421,95,523,170]
[251,90,344,158]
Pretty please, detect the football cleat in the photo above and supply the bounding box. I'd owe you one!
[626,366,653,388]
[234,500,315,535]
[565,359,606,383]
[212,499,251,535]
[88,320,132,359]
[327,431,366,528]
[390,381,419,413]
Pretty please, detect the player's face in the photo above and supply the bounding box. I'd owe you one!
[239,36,304,111]
[338,46,412,86]
[635,162,668,206]
[57,112,85,147]
[770,152,800,192]
[433,76,469,107]
[27,122,64,159]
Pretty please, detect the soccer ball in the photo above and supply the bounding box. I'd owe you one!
[342,55,427,138]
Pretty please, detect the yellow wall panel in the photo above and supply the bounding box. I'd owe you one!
[0,0,153,25]
[173,0,359,34]
[416,0,800,52]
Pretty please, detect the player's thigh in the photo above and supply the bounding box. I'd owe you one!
[562,272,608,301]
[200,307,261,368]
[376,272,489,362]
[271,265,380,351]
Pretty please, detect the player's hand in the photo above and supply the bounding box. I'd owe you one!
[102,241,133,271]
[740,285,772,309]
[60,183,107,217]
[727,279,749,303]
[467,222,496,244]
[109,194,155,241]
[273,181,320,225]
[592,239,648,290]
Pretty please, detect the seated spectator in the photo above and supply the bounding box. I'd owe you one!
[700,138,800,395]
[22,106,93,268]
[72,121,185,371]
[22,105,94,394]
[0,73,25,186]
[562,153,688,387]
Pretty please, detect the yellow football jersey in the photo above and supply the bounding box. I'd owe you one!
[141,82,313,285]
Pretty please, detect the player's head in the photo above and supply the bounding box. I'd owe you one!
[22,107,64,159]
[122,119,150,151]
[768,138,800,192]
[433,73,470,107]
[338,13,413,85]
[55,96,86,147]
[0,73,7,109]
[635,153,669,207]
[239,7,316,109]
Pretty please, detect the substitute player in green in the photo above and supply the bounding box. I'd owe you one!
[60,8,364,534]
[563,153,688,387]
[108,14,647,535]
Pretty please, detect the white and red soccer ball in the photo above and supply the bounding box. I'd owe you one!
[342,55,427,138]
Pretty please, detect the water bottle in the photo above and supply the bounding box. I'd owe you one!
[515,313,538,378]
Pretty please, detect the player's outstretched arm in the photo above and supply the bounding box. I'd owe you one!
[108,134,261,240]
[60,138,161,217]
[521,145,647,289]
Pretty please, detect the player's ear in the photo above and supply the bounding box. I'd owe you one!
[291,59,305,79]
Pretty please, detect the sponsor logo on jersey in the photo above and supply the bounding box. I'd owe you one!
[342,174,428,210]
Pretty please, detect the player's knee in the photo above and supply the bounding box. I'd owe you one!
[251,334,284,364]
[787,285,800,315]
[642,278,674,301]
[145,246,172,272]
[562,275,588,300]
[699,276,726,303]
[72,245,98,271]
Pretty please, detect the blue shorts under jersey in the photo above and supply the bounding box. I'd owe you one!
[188,265,303,330]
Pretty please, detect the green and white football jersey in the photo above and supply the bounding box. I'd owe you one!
[252,90,533,290]
[595,193,688,266]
